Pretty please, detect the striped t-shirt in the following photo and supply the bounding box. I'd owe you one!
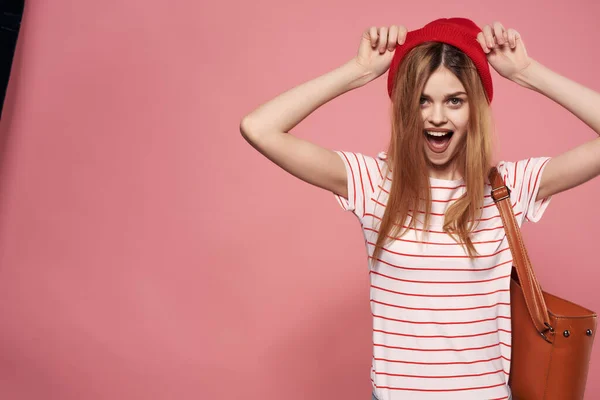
[333,150,552,400]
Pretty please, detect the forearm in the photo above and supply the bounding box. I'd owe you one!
[241,58,373,135]
[511,59,600,135]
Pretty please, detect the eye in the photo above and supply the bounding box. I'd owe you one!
[449,97,464,106]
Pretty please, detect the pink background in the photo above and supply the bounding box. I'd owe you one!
[0,0,598,399]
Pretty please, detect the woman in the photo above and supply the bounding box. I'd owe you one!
[240,17,600,400]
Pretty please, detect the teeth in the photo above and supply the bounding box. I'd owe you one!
[425,130,452,137]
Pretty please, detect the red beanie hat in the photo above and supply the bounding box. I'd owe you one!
[387,17,493,103]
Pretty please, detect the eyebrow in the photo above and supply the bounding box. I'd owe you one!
[421,91,467,99]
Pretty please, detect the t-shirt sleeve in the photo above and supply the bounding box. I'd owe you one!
[332,151,385,220]
[496,156,553,224]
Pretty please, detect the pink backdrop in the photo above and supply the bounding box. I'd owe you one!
[0,0,598,399]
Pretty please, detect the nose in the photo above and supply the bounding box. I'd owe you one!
[427,103,447,125]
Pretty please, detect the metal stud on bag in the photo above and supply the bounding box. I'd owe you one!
[587,329,593,336]
[563,330,570,338]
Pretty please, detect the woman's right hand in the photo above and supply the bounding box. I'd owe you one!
[354,25,407,81]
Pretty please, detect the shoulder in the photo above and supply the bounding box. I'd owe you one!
[495,157,551,191]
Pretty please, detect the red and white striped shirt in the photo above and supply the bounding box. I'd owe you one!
[333,150,552,400]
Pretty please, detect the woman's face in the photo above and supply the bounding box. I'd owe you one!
[420,66,470,176]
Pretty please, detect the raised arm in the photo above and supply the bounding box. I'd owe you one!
[240,25,406,198]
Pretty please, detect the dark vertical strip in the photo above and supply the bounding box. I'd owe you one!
[0,0,25,119]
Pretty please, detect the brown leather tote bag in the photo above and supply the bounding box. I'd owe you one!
[489,167,597,399]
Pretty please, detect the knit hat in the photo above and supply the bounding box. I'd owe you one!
[387,17,493,103]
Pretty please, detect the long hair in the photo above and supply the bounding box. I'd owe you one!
[371,42,495,266]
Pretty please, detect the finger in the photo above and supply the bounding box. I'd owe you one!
[388,25,398,51]
[493,21,506,45]
[482,24,495,49]
[506,28,520,48]
[378,26,388,53]
[397,25,408,45]
[476,32,490,53]
[369,26,378,48]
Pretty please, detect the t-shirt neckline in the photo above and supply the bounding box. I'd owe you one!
[429,176,464,185]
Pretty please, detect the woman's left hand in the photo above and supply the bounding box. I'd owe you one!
[477,22,532,82]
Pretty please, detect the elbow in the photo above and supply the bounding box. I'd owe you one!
[240,115,256,138]
[240,115,268,142]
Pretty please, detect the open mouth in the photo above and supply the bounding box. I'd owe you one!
[424,130,454,153]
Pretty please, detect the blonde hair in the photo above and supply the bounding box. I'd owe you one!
[371,42,495,266]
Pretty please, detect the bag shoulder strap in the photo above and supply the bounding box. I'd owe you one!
[488,166,555,342]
